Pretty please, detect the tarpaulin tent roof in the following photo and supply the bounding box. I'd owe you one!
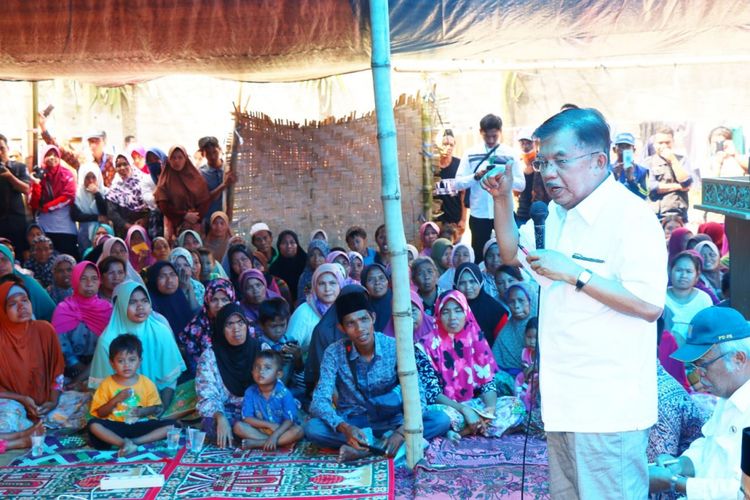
[1,0,749,85]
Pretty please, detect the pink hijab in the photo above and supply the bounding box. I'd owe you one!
[383,289,435,343]
[419,221,440,256]
[51,261,114,336]
[420,290,497,402]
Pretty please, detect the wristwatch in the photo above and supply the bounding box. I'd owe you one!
[575,269,593,291]
[669,474,680,493]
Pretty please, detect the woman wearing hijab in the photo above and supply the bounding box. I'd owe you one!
[146,261,193,339]
[52,262,113,389]
[421,290,525,440]
[71,163,108,251]
[667,227,693,266]
[23,235,58,289]
[83,223,114,260]
[125,225,155,274]
[383,289,436,344]
[29,145,79,259]
[480,239,501,300]
[226,244,253,292]
[250,250,290,304]
[361,263,393,332]
[48,254,76,304]
[105,153,150,238]
[492,282,538,374]
[177,229,203,252]
[296,239,329,302]
[205,212,233,262]
[96,237,144,285]
[169,247,205,311]
[238,269,280,325]
[663,251,713,344]
[418,221,440,257]
[0,243,56,321]
[437,243,474,291]
[0,280,64,433]
[179,278,235,378]
[155,145,224,240]
[694,241,724,302]
[347,251,364,282]
[195,303,261,448]
[269,230,307,302]
[454,262,509,347]
[430,238,453,276]
[88,281,186,411]
[287,263,343,353]
[145,147,167,240]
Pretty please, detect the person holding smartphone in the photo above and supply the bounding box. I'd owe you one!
[611,132,649,199]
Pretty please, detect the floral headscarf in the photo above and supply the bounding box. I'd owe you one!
[178,278,236,376]
[105,153,148,211]
[421,290,498,402]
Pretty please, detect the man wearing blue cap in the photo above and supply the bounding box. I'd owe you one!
[611,132,649,199]
[650,306,750,498]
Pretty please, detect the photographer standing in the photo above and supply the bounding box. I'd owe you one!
[0,133,31,253]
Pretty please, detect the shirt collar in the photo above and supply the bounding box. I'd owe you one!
[556,174,616,226]
[348,332,381,362]
[728,377,750,412]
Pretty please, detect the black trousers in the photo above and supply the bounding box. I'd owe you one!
[87,417,175,450]
[469,216,494,265]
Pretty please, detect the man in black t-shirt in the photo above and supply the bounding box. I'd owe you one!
[434,130,465,232]
[0,134,31,252]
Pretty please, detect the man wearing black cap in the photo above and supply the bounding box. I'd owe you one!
[304,290,450,457]
[198,136,235,223]
[650,306,750,498]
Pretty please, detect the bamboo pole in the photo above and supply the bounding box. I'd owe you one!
[368,0,424,469]
[421,88,433,222]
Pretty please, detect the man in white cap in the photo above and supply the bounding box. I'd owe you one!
[650,306,750,498]
[250,222,278,266]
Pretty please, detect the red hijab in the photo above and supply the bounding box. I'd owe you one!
[52,261,113,335]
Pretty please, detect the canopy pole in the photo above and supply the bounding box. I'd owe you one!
[368,0,424,469]
[31,81,39,164]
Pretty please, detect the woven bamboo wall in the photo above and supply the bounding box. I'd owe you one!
[231,94,424,248]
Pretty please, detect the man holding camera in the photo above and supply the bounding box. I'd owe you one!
[0,133,31,253]
[452,114,525,264]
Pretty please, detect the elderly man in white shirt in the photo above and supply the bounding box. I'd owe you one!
[483,107,667,499]
[452,114,525,264]
[650,306,750,499]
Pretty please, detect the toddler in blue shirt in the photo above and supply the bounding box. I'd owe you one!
[233,350,303,450]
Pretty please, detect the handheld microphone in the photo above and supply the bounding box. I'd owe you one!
[529,201,548,251]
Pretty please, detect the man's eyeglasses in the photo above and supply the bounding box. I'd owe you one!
[531,151,603,173]
[687,351,729,376]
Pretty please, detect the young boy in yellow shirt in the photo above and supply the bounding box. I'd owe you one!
[88,334,175,456]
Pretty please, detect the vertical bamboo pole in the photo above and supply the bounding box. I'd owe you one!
[421,88,433,222]
[31,81,39,164]
[369,0,424,469]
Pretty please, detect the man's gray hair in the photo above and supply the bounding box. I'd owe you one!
[717,336,750,366]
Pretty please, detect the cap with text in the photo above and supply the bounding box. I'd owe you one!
[671,306,750,362]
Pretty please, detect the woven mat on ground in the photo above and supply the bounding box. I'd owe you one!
[168,442,394,499]
[398,434,549,500]
[2,439,394,500]
[0,460,172,499]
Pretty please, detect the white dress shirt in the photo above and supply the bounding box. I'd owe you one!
[453,142,525,219]
[682,378,750,499]
[519,175,667,432]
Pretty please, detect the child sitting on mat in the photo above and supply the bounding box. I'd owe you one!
[233,350,303,450]
[88,334,174,456]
